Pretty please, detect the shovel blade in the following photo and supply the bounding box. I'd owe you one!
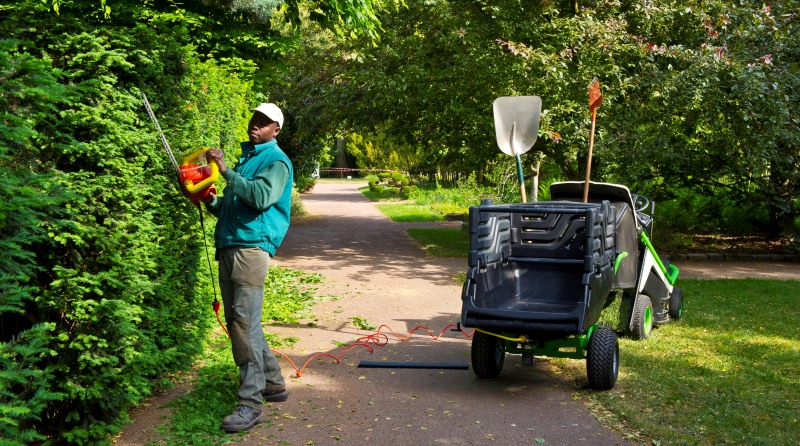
[493,96,542,156]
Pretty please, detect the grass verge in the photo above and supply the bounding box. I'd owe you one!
[151,266,324,445]
[377,203,445,222]
[555,278,800,445]
[407,228,469,257]
[361,184,470,221]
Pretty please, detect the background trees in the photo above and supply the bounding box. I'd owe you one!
[283,0,799,238]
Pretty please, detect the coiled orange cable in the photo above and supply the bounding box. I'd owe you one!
[271,323,474,377]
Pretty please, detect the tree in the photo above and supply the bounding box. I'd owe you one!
[606,1,800,238]
[282,0,638,181]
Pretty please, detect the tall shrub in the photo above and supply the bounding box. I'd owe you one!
[0,24,251,443]
[0,39,68,445]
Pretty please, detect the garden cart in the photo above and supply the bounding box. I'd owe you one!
[460,181,682,390]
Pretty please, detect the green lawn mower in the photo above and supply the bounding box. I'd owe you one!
[460,181,682,390]
[459,95,682,390]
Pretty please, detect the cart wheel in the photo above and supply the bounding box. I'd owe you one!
[669,287,683,320]
[471,331,505,379]
[586,328,619,390]
[630,294,653,340]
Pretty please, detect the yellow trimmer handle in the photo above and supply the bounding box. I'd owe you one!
[181,147,219,193]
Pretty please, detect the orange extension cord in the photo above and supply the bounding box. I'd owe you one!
[210,314,474,377]
[201,211,474,377]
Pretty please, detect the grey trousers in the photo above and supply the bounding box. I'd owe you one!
[218,247,285,409]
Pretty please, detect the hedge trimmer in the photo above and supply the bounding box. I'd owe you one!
[141,92,229,338]
[141,92,219,206]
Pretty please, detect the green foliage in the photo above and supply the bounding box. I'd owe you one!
[603,1,800,238]
[655,187,769,235]
[345,130,423,174]
[155,331,242,446]
[0,0,387,443]
[0,324,61,445]
[368,170,412,197]
[349,316,375,330]
[411,174,497,212]
[278,121,329,193]
[375,203,444,222]
[0,37,74,442]
[370,175,498,222]
[0,22,248,444]
[290,188,308,217]
[284,0,800,240]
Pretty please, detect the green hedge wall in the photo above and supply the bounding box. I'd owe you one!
[0,18,253,444]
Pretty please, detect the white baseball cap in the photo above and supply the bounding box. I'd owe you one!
[252,103,284,128]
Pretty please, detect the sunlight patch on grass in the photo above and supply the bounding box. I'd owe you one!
[377,203,444,222]
[407,228,468,257]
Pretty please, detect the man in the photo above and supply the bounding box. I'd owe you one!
[202,102,293,433]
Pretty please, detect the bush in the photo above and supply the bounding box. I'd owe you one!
[0,26,246,443]
[0,324,61,445]
[369,171,412,197]
[656,187,769,234]
[401,185,418,199]
[291,189,307,217]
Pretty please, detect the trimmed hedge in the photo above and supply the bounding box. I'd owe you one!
[0,17,253,444]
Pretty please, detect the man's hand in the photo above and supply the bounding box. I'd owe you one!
[201,191,216,205]
[205,148,228,173]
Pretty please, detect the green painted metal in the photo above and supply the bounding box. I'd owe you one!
[613,251,628,274]
[501,325,597,360]
[639,232,679,285]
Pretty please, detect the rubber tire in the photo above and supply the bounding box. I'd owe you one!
[586,328,619,390]
[630,294,654,340]
[669,287,683,320]
[471,331,505,379]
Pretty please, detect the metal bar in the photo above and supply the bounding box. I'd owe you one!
[640,231,679,285]
[508,257,584,265]
[357,361,469,370]
[141,92,180,175]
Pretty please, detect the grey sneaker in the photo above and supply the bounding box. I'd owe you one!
[221,405,262,433]
[262,388,289,402]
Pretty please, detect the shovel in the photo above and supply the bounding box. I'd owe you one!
[493,96,542,202]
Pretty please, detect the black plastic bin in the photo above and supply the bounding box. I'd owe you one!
[461,199,617,341]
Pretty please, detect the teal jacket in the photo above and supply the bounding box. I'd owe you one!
[206,139,293,255]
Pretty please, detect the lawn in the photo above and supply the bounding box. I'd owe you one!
[376,203,445,222]
[560,278,800,445]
